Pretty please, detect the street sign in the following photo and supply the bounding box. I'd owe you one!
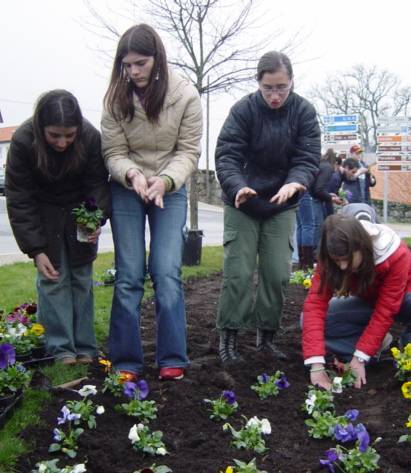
[377,155,403,162]
[323,114,358,124]
[324,124,358,133]
[377,135,402,142]
[323,134,358,141]
[377,163,411,171]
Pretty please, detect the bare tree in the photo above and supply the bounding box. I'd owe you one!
[309,64,411,150]
[82,0,302,230]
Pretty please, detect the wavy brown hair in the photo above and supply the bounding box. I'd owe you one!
[318,214,375,296]
[33,89,85,181]
[104,24,168,123]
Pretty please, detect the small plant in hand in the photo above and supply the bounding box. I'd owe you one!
[203,390,238,421]
[320,427,381,472]
[31,459,86,473]
[337,189,353,201]
[220,457,267,473]
[128,423,168,456]
[65,385,105,429]
[290,269,314,288]
[302,386,335,416]
[251,371,290,400]
[115,380,157,422]
[72,197,104,232]
[391,343,411,381]
[0,343,31,396]
[48,406,83,458]
[223,416,271,454]
[398,414,411,443]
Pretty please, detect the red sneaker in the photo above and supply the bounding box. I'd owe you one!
[117,370,138,383]
[159,367,184,380]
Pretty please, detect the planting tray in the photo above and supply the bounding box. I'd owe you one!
[22,354,55,368]
[0,390,23,429]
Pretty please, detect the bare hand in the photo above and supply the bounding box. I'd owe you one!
[330,194,344,205]
[234,187,257,208]
[127,169,148,202]
[310,365,333,390]
[147,176,166,208]
[349,357,367,389]
[270,182,306,205]
[87,226,101,244]
[34,253,59,281]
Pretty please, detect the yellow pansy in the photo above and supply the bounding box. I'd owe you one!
[406,416,411,429]
[404,360,411,371]
[224,467,234,473]
[391,347,400,359]
[30,323,45,336]
[98,358,112,372]
[303,279,312,289]
[404,343,411,357]
[401,381,411,399]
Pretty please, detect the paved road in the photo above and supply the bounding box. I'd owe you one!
[0,197,223,265]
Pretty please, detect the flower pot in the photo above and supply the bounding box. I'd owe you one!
[76,224,92,243]
[0,391,15,409]
[16,350,32,362]
[31,344,47,359]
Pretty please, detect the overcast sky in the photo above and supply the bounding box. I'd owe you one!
[1,0,410,168]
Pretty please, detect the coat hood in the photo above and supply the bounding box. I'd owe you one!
[360,221,401,265]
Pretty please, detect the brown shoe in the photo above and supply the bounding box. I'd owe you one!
[58,356,77,365]
[77,355,94,365]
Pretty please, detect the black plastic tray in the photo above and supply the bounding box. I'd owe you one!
[0,391,23,429]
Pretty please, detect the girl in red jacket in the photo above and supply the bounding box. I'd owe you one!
[302,214,411,390]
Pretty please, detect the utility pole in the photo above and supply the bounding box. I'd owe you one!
[205,76,210,202]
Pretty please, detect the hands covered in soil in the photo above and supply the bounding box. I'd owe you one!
[309,364,333,391]
[349,356,367,389]
[34,253,59,281]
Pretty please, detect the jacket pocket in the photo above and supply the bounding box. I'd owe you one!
[223,230,237,246]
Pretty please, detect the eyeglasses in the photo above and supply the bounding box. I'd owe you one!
[260,83,292,96]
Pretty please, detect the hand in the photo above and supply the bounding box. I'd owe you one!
[309,364,333,390]
[34,253,59,281]
[331,194,344,205]
[127,169,148,202]
[87,226,101,244]
[270,182,306,205]
[234,187,257,208]
[349,357,367,389]
[147,176,166,208]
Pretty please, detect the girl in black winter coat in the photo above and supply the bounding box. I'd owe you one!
[6,90,110,365]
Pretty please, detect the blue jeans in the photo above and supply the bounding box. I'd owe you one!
[37,243,96,360]
[108,182,189,374]
[325,293,411,361]
[296,192,314,247]
[312,199,325,250]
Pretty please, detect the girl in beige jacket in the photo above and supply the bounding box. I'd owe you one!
[101,24,203,381]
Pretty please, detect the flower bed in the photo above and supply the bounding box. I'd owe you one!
[14,275,411,473]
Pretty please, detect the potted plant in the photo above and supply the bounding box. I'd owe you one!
[72,197,104,243]
[0,343,31,406]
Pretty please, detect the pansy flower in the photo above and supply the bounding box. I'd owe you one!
[275,373,290,389]
[344,409,359,422]
[0,343,16,369]
[401,381,411,399]
[319,448,338,472]
[222,390,236,405]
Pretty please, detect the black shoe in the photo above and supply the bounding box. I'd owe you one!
[256,329,288,360]
[219,329,242,364]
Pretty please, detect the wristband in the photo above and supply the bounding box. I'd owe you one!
[310,367,326,373]
[160,174,175,192]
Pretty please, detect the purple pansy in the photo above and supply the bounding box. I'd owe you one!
[259,373,270,383]
[0,343,16,369]
[57,406,81,425]
[222,390,237,405]
[123,379,149,400]
[84,197,98,212]
[355,423,370,452]
[53,428,62,442]
[275,373,290,389]
[334,423,357,443]
[319,448,338,472]
[344,409,359,422]
[136,380,149,400]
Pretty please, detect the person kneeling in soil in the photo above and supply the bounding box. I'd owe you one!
[301,214,411,390]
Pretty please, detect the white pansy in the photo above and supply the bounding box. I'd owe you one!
[137,422,145,430]
[78,385,97,397]
[38,465,47,473]
[305,393,317,414]
[73,465,87,473]
[96,405,105,415]
[332,377,343,394]
[8,323,27,337]
[246,416,260,428]
[157,447,167,455]
[128,424,140,443]
[260,418,271,435]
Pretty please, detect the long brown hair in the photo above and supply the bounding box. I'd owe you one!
[33,89,85,180]
[318,214,375,296]
[104,24,168,123]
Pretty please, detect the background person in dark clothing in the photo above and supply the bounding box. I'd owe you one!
[215,51,320,364]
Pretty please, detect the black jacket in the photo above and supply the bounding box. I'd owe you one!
[310,160,334,202]
[5,119,111,268]
[215,90,320,219]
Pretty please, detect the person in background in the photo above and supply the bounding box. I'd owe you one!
[215,50,320,364]
[296,191,315,270]
[302,214,411,390]
[338,202,378,223]
[6,89,110,365]
[324,155,343,217]
[341,158,362,203]
[310,148,344,252]
[101,24,202,381]
[349,144,376,205]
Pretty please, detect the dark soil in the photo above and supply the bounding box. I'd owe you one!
[15,274,411,473]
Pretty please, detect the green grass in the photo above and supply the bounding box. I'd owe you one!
[404,237,411,247]
[0,246,223,471]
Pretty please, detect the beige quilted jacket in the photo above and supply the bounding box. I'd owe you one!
[101,69,203,190]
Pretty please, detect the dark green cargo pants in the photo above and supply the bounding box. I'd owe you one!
[216,205,296,332]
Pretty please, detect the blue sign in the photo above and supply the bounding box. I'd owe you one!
[325,124,358,133]
[323,114,358,124]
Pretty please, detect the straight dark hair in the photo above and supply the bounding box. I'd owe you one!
[318,214,375,296]
[33,89,85,181]
[256,51,293,81]
[104,24,168,123]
